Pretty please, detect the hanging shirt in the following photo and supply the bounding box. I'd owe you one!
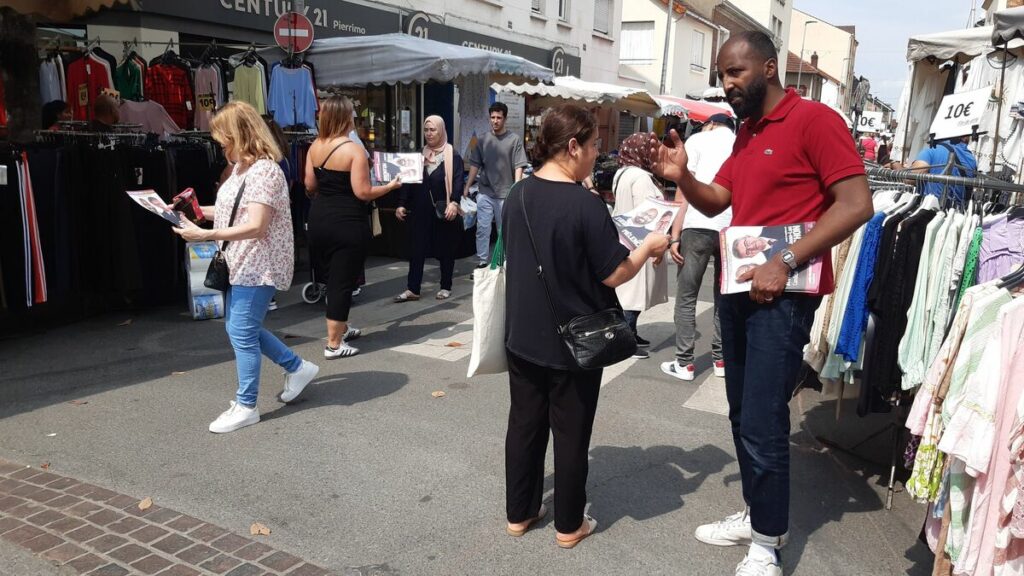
[193,65,224,131]
[978,214,1024,283]
[114,60,143,102]
[268,65,318,130]
[0,77,6,126]
[39,58,64,104]
[232,65,266,114]
[144,63,194,130]
[65,54,113,121]
[118,100,180,137]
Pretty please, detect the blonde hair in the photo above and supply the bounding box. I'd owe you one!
[317,96,355,140]
[210,101,283,164]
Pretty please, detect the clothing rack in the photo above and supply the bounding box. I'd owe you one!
[36,130,147,145]
[41,37,279,51]
[865,166,1024,194]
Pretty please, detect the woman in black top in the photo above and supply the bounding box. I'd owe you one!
[502,106,669,548]
[305,96,399,359]
[394,115,465,301]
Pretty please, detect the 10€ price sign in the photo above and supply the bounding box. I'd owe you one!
[929,86,992,141]
[857,111,884,133]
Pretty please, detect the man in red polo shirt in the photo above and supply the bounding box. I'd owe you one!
[651,31,872,576]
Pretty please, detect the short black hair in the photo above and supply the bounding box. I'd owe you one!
[488,102,509,117]
[41,99,68,129]
[731,30,778,63]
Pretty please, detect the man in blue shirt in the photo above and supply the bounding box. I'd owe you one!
[910,135,978,205]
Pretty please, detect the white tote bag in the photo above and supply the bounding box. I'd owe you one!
[467,250,507,377]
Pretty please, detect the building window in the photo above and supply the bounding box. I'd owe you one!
[691,29,706,69]
[532,0,543,14]
[558,0,569,20]
[620,21,655,64]
[594,0,612,34]
[771,16,783,44]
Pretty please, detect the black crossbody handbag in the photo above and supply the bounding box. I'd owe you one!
[518,182,637,370]
[203,180,246,292]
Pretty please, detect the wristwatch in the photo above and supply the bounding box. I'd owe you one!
[780,249,798,271]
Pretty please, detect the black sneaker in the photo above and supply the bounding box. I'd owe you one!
[632,348,649,359]
[635,335,650,348]
[476,262,489,269]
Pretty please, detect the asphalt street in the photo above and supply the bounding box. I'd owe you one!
[0,256,934,575]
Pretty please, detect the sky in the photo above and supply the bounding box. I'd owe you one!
[792,0,977,105]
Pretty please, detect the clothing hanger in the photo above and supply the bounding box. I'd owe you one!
[997,262,1024,289]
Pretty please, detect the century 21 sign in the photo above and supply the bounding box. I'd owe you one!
[218,0,333,29]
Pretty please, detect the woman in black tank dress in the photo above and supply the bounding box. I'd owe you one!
[304,96,399,359]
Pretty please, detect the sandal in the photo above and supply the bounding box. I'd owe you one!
[393,290,420,303]
[556,515,597,549]
[436,289,451,300]
[506,504,547,537]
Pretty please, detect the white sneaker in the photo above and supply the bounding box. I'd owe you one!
[280,360,319,403]
[209,401,259,433]
[735,553,782,576]
[352,287,362,297]
[324,342,359,359]
[695,510,752,547]
[267,299,278,311]
[343,326,362,341]
[661,361,695,382]
[714,360,726,378]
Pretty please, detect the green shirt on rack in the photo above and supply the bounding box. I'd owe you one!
[114,61,142,102]
[954,226,984,310]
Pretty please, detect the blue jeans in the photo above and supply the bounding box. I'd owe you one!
[475,194,504,264]
[719,292,821,544]
[225,285,302,407]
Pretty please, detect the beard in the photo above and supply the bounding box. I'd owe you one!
[728,76,768,119]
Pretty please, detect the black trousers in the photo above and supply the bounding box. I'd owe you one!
[505,352,601,533]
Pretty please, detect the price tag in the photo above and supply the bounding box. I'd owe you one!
[197,93,216,111]
[856,111,884,133]
[78,84,88,106]
[929,86,992,141]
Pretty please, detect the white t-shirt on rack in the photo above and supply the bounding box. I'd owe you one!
[683,126,735,232]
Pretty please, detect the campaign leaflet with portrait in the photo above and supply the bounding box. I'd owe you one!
[719,223,822,294]
[372,152,423,184]
[611,198,681,251]
[126,190,182,227]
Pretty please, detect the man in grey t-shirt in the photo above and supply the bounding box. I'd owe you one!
[464,102,530,267]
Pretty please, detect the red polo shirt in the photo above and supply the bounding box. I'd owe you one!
[713,89,865,295]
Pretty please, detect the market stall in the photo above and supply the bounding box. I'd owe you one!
[893,13,1024,174]
[490,76,658,153]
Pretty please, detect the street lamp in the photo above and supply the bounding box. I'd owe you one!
[795,20,818,98]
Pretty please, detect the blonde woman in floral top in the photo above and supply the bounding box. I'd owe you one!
[174,101,319,434]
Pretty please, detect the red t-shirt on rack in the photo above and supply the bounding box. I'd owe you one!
[713,89,865,295]
[65,55,113,121]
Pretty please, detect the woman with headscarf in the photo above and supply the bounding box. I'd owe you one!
[394,115,465,302]
[610,133,670,358]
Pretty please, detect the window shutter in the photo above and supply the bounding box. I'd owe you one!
[532,0,543,13]
[594,0,611,33]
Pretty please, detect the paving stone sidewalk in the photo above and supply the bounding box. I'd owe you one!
[0,459,331,576]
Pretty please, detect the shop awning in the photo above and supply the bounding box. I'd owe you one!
[907,25,1024,63]
[305,33,553,86]
[653,95,734,122]
[993,6,1024,44]
[491,76,661,114]
[0,0,135,21]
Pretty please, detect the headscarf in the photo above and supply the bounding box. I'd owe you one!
[617,133,655,172]
[422,115,454,201]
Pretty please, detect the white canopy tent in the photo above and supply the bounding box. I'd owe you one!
[305,33,554,86]
[490,76,661,114]
[894,19,1024,171]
